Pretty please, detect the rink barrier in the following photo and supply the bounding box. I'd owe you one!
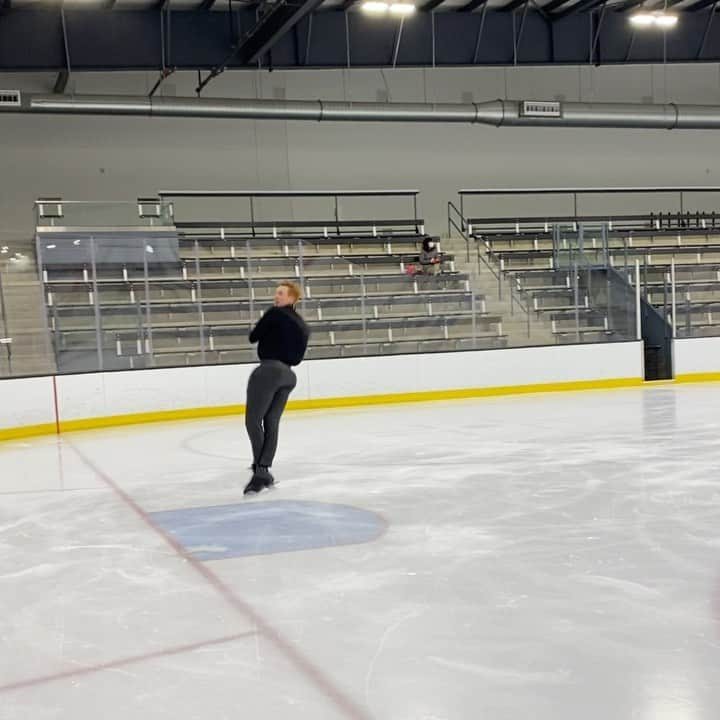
[0,377,646,443]
[0,342,648,442]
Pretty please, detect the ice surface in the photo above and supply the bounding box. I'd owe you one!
[1,384,720,719]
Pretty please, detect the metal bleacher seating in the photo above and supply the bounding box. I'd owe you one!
[37,192,506,371]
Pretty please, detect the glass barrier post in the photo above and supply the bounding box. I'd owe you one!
[0,270,10,376]
[635,259,642,340]
[195,238,206,365]
[573,260,580,344]
[360,266,368,355]
[526,291,531,338]
[246,238,255,329]
[471,270,478,350]
[142,238,155,366]
[601,223,609,267]
[624,236,628,271]
[670,257,677,338]
[298,240,306,316]
[89,236,104,371]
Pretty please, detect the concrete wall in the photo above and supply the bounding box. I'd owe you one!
[2,63,720,246]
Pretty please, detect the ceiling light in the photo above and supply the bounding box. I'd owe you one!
[654,13,678,27]
[362,1,389,13]
[389,2,416,14]
[630,13,655,26]
[630,11,678,28]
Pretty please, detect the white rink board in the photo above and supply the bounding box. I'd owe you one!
[0,376,55,431]
[1,342,644,431]
[305,342,644,398]
[674,336,720,377]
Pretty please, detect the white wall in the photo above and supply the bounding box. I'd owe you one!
[2,64,720,247]
[674,337,720,378]
[0,342,644,436]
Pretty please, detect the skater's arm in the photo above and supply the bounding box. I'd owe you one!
[249,308,276,343]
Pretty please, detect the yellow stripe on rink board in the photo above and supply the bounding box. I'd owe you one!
[0,423,58,442]
[286,377,644,410]
[58,404,247,434]
[674,372,720,384]
[0,376,644,443]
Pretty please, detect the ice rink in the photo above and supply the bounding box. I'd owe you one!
[2,383,720,720]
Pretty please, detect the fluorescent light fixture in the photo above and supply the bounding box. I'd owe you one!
[630,13,655,26]
[362,1,389,12]
[389,2,416,14]
[630,11,678,28]
[654,13,678,27]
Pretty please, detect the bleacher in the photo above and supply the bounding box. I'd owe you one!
[454,186,720,348]
[467,213,720,343]
[37,193,506,371]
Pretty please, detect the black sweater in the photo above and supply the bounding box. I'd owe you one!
[249,306,310,367]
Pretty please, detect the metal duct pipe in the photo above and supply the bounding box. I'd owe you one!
[4,93,720,129]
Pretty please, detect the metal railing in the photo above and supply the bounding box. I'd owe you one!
[158,189,424,237]
[448,200,532,337]
[458,186,720,227]
[0,269,11,376]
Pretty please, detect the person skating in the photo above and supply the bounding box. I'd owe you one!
[244,281,310,495]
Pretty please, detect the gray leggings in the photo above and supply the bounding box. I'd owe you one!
[245,360,297,468]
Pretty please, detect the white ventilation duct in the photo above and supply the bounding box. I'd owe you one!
[2,92,720,129]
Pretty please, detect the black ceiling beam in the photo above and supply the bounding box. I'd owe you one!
[339,0,359,9]
[197,0,323,92]
[646,0,686,7]
[421,0,447,10]
[611,0,647,12]
[198,0,219,9]
[555,0,606,18]
[542,0,575,11]
[236,0,324,63]
[502,0,528,9]
[686,0,719,10]
[458,0,490,12]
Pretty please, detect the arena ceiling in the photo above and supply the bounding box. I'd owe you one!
[0,0,718,84]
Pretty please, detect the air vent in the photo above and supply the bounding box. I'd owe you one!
[521,100,561,118]
[0,91,21,107]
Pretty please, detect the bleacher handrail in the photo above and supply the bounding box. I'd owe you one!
[0,270,13,376]
[158,190,420,198]
[448,200,531,334]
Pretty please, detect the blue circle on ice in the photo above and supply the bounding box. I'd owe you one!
[150,500,386,560]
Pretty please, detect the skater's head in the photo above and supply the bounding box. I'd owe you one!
[274,281,301,308]
[422,238,435,253]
